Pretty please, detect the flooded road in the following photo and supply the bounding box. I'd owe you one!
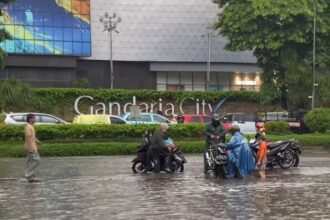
[1,149,330,220]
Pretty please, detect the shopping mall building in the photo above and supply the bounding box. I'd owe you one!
[0,0,262,91]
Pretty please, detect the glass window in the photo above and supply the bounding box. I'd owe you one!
[41,115,59,123]
[5,40,15,53]
[44,41,54,54]
[188,116,201,123]
[44,27,54,39]
[82,42,90,55]
[204,116,211,123]
[63,16,73,28]
[110,116,126,124]
[81,29,90,42]
[54,41,63,54]
[63,42,73,54]
[73,42,82,55]
[153,115,168,123]
[63,28,73,41]
[72,28,82,41]
[53,15,63,27]
[11,115,24,122]
[54,28,63,41]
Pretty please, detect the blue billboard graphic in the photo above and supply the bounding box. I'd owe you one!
[0,0,91,56]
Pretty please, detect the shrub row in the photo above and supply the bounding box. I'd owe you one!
[0,124,206,141]
[28,88,262,114]
[1,132,330,157]
[265,121,289,135]
[304,108,330,133]
[0,140,205,157]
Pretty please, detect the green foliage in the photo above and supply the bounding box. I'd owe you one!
[265,121,290,135]
[27,88,261,114]
[0,78,34,112]
[304,108,330,133]
[1,132,330,157]
[0,112,5,121]
[0,124,207,141]
[74,77,90,88]
[0,140,205,157]
[214,0,330,109]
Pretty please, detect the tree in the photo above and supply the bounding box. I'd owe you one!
[0,0,14,67]
[214,0,330,109]
[0,78,33,112]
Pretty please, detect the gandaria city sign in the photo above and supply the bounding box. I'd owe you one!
[74,95,215,116]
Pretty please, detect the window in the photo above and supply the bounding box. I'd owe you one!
[188,116,201,123]
[110,116,126,124]
[11,115,25,122]
[41,115,59,123]
[0,0,91,56]
[153,115,168,123]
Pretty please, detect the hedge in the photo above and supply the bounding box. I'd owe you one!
[265,121,289,135]
[304,108,330,133]
[24,88,261,114]
[0,133,330,157]
[0,140,205,157]
[0,124,206,141]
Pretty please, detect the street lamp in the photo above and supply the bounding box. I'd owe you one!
[311,2,316,109]
[99,12,121,89]
[201,31,215,91]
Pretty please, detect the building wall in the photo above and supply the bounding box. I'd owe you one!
[0,55,76,87]
[88,0,256,63]
[76,60,155,89]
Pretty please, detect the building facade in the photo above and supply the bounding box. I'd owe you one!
[0,0,262,91]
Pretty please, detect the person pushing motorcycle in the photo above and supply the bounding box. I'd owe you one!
[204,114,226,174]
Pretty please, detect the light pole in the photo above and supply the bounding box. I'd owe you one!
[311,3,316,109]
[202,31,215,91]
[99,12,121,89]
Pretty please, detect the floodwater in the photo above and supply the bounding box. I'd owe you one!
[1,148,330,220]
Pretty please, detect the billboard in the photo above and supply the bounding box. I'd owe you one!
[0,0,91,56]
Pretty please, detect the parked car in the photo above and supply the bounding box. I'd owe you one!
[220,113,257,134]
[73,114,128,124]
[178,114,211,124]
[4,113,68,125]
[121,112,173,124]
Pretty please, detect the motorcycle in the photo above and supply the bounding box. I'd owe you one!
[131,130,187,173]
[205,142,229,178]
[249,138,300,169]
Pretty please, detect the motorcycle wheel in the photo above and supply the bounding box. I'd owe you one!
[172,161,184,172]
[132,161,146,173]
[278,149,295,169]
[293,153,300,167]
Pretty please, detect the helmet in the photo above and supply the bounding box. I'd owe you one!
[212,114,220,121]
[229,125,240,133]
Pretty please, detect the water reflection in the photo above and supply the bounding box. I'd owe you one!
[1,155,330,219]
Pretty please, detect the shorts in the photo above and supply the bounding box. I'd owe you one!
[257,159,267,171]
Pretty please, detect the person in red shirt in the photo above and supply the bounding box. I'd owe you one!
[256,137,267,179]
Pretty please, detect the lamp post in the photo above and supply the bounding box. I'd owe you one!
[202,31,215,91]
[99,12,121,89]
[311,3,316,109]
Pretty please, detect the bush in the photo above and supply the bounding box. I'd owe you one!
[0,124,206,141]
[304,108,330,133]
[0,140,205,157]
[265,121,289,135]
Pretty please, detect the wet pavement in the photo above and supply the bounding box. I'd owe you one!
[1,148,330,220]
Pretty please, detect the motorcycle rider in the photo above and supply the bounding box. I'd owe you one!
[204,113,226,174]
[148,123,173,173]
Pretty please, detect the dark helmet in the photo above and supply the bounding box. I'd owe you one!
[211,114,220,126]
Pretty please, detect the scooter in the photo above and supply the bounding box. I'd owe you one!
[249,139,298,169]
[205,141,229,178]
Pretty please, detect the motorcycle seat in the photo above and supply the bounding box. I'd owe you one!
[268,141,289,149]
